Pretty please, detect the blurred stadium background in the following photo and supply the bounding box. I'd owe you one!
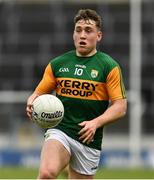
[0,0,154,178]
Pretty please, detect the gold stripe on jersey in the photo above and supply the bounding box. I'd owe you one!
[56,77,108,100]
[34,64,56,94]
[106,66,126,100]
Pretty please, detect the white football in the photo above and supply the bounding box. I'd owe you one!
[32,94,64,128]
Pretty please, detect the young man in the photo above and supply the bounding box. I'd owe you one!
[26,9,127,179]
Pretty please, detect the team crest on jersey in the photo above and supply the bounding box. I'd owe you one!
[91,69,98,78]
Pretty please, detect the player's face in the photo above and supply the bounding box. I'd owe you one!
[73,19,102,57]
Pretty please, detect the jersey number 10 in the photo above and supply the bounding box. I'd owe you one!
[74,68,83,76]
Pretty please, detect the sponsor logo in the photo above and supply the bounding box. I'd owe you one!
[75,64,86,69]
[57,79,97,97]
[32,111,38,121]
[41,111,63,119]
[91,166,98,170]
[59,67,69,72]
[91,69,98,78]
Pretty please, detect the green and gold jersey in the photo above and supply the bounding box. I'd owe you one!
[35,50,126,150]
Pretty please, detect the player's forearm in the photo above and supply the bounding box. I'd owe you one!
[94,99,127,129]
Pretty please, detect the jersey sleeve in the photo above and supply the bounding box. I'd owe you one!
[106,66,126,101]
[34,63,56,94]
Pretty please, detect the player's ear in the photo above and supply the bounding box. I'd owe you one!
[97,31,102,42]
[73,32,75,41]
[73,30,76,41]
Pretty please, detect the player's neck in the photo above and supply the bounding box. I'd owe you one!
[76,49,97,57]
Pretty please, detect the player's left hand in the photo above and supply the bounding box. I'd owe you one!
[78,120,97,144]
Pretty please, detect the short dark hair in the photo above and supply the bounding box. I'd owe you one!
[74,9,102,30]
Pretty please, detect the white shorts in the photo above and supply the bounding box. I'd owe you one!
[44,128,101,175]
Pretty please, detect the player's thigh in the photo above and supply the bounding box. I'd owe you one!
[69,166,94,179]
[39,139,70,173]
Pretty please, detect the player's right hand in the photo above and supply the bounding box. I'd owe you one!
[26,93,39,120]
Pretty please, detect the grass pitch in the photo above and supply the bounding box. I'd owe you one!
[0,166,154,179]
